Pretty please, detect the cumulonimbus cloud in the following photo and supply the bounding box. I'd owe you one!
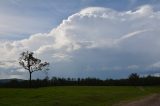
[0,5,160,79]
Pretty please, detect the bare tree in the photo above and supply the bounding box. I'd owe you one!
[19,51,49,87]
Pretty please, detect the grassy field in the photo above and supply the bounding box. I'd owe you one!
[0,86,160,106]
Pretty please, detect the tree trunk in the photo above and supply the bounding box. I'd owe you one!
[29,72,32,88]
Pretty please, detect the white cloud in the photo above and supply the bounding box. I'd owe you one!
[151,73,160,77]
[127,65,139,70]
[150,61,160,69]
[0,5,160,78]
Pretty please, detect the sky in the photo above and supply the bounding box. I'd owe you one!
[0,0,160,79]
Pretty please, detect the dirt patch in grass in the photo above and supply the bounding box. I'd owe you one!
[117,93,160,106]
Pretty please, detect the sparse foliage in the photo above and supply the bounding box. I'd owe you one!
[19,51,49,87]
[129,73,139,86]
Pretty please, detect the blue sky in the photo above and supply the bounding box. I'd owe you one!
[0,0,160,40]
[0,0,160,79]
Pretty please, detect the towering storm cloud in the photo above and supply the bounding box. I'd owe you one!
[0,5,160,79]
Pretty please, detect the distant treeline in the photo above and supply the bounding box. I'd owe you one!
[1,73,160,88]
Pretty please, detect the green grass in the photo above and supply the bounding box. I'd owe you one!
[0,86,160,106]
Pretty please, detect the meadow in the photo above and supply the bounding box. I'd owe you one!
[0,86,160,106]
